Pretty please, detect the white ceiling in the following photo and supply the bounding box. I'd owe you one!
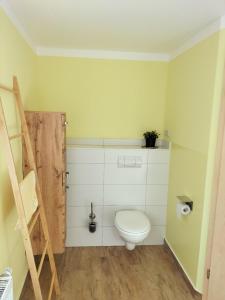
[2,0,225,57]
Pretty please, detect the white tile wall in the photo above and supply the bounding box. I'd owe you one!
[104,164,147,184]
[67,206,103,227]
[104,185,146,206]
[145,206,167,226]
[147,164,169,185]
[102,227,125,246]
[148,149,170,163]
[67,185,103,206]
[144,226,166,245]
[146,185,168,206]
[67,163,104,184]
[67,147,104,164]
[66,145,170,247]
[105,148,148,163]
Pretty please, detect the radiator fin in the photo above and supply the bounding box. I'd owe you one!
[0,269,13,300]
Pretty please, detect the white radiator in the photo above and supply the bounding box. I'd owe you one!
[0,269,13,300]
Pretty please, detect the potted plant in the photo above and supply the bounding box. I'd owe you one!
[143,130,160,148]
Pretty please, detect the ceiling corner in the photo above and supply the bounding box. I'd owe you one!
[1,0,36,53]
[170,16,223,60]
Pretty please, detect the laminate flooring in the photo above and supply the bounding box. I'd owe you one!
[20,245,202,300]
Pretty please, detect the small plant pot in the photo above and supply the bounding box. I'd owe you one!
[145,137,157,148]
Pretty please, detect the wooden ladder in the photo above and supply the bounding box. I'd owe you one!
[0,76,60,300]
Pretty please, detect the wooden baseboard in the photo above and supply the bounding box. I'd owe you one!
[164,239,202,297]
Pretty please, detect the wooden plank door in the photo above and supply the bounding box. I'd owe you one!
[23,111,66,254]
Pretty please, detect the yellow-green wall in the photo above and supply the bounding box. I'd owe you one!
[197,29,225,289]
[165,31,225,291]
[33,57,168,138]
[0,8,36,300]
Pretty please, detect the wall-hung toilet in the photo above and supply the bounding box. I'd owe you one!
[115,210,151,250]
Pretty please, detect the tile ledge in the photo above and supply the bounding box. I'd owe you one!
[67,138,170,149]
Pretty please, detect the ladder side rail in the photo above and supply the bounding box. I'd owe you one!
[12,76,60,295]
[0,98,43,300]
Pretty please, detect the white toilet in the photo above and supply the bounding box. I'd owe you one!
[115,210,151,250]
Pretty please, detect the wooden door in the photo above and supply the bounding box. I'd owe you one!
[23,111,66,254]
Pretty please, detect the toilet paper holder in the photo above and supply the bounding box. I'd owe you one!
[177,195,193,211]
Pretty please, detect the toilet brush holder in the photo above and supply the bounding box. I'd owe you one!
[89,221,96,233]
[89,202,97,233]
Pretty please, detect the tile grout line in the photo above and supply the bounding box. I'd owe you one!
[144,149,149,245]
[102,147,106,246]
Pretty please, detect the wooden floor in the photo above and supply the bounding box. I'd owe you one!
[20,245,202,300]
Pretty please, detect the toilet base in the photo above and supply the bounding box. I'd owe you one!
[126,242,135,251]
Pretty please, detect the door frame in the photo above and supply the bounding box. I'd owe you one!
[203,70,225,299]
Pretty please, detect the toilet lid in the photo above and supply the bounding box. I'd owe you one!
[115,210,150,234]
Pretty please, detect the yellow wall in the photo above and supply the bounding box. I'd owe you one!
[33,57,168,138]
[0,8,36,300]
[165,31,225,291]
[197,29,225,289]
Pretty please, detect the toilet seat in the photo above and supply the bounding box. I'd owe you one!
[115,210,150,234]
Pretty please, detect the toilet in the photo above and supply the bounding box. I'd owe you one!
[114,210,151,250]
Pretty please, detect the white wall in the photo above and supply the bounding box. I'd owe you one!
[66,145,170,246]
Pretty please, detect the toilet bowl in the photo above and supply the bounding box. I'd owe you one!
[115,210,151,250]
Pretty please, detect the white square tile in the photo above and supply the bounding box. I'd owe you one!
[145,206,167,225]
[144,226,165,245]
[103,205,145,227]
[105,149,148,164]
[67,163,104,184]
[67,147,104,163]
[146,185,168,206]
[66,227,102,247]
[104,185,146,206]
[67,185,103,206]
[148,149,170,163]
[102,227,125,246]
[147,164,169,184]
[104,164,147,184]
[67,206,103,227]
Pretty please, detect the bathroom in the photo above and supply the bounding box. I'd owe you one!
[1,1,225,300]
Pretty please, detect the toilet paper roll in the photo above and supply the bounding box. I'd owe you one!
[176,202,191,218]
[180,204,191,216]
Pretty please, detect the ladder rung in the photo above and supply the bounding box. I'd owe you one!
[0,84,14,93]
[9,133,23,140]
[28,207,41,234]
[48,271,56,300]
[37,239,49,278]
